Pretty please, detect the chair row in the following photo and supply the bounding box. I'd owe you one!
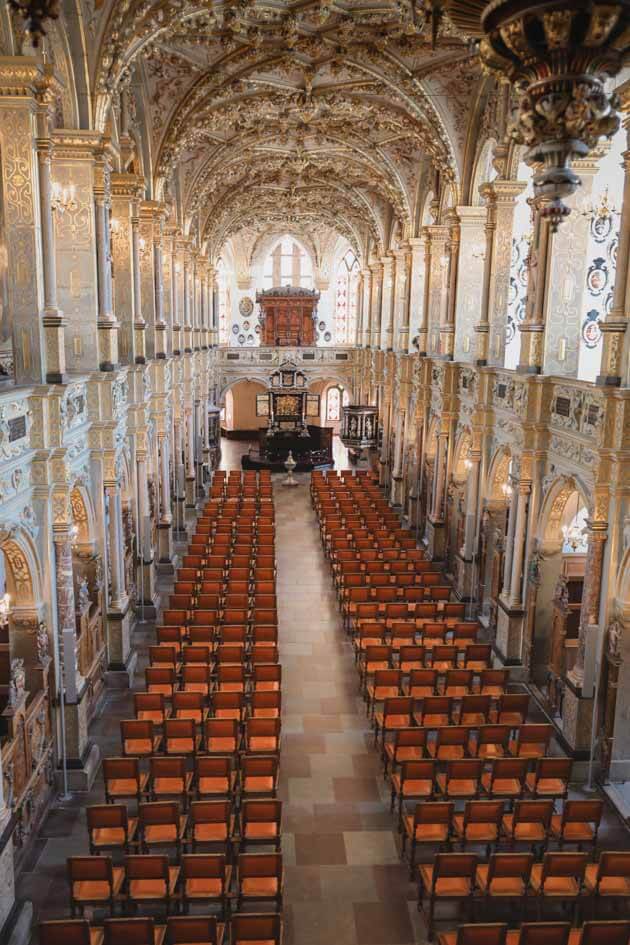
[41,914,282,945]
[135,689,280,723]
[438,921,630,945]
[120,717,281,758]
[69,850,282,917]
[144,663,281,698]
[418,850,629,939]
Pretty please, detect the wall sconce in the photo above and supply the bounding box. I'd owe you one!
[0,591,10,627]
[51,181,78,215]
[501,482,512,498]
[494,333,501,358]
[110,217,120,234]
[439,254,449,270]
[463,335,470,353]
[138,237,147,253]
[69,523,79,544]
[464,458,473,471]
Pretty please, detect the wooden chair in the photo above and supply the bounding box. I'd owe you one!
[173,691,208,725]
[249,690,281,719]
[526,757,572,802]
[40,920,103,945]
[182,665,212,697]
[398,645,426,675]
[134,693,169,726]
[204,718,241,755]
[505,923,571,945]
[404,668,437,698]
[529,852,588,921]
[236,852,283,910]
[138,801,188,856]
[240,754,279,798]
[230,914,282,945]
[550,800,603,852]
[475,852,534,917]
[481,758,529,803]
[584,851,630,913]
[468,725,512,760]
[87,804,138,855]
[188,800,234,853]
[210,693,246,727]
[437,760,484,800]
[418,852,478,940]
[453,801,504,856]
[149,756,194,806]
[459,695,492,727]
[575,921,630,945]
[437,924,508,945]
[103,757,148,805]
[480,669,510,697]
[402,801,454,878]
[120,719,161,758]
[164,718,200,757]
[240,800,282,851]
[390,759,436,826]
[502,800,554,850]
[444,670,473,698]
[252,664,281,692]
[180,853,231,919]
[509,724,553,760]
[366,669,402,717]
[165,916,225,945]
[125,854,180,915]
[244,718,280,754]
[428,726,469,761]
[103,918,159,945]
[384,727,427,776]
[414,696,453,728]
[463,644,492,670]
[196,756,236,800]
[67,856,124,916]
[495,693,530,726]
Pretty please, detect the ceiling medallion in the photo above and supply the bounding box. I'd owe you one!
[475,0,630,230]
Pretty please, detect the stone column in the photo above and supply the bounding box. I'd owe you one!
[477,181,527,367]
[131,194,146,363]
[153,210,167,359]
[417,230,432,355]
[361,268,372,348]
[380,256,395,351]
[507,482,530,608]
[173,418,187,540]
[111,173,144,366]
[407,236,426,355]
[184,407,196,509]
[598,106,630,385]
[394,246,412,352]
[454,207,486,362]
[426,225,449,357]
[157,432,175,570]
[35,70,66,384]
[183,249,193,353]
[370,263,383,348]
[462,450,481,560]
[390,409,406,506]
[440,210,460,359]
[94,145,119,371]
[570,522,608,687]
[106,486,127,614]
[171,238,182,355]
[135,451,156,614]
[431,432,448,523]
[502,479,518,594]
[518,203,553,374]
[139,202,157,359]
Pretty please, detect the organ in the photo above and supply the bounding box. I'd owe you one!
[256,286,320,346]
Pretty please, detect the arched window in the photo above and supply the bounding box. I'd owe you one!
[504,160,533,370]
[263,236,313,288]
[334,250,360,344]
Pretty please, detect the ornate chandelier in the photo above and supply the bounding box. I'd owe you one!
[8,0,59,44]
[449,0,630,230]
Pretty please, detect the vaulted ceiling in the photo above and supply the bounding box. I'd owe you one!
[88,0,490,260]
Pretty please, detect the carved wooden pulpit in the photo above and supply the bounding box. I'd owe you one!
[256,286,320,346]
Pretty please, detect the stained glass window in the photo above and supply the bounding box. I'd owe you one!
[326,387,341,422]
[334,250,360,344]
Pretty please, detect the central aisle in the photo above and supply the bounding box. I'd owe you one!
[274,476,421,945]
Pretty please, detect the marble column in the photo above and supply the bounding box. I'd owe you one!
[370,264,383,349]
[507,482,530,609]
[131,195,146,363]
[157,432,175,569]
[94,145,119,371]
[171,239,182,355]
[454,207,486,362]
[153,212,167,359]
[35,73,66,384]
[570,523,608,687]
[518,205,553,374]
[183,250,193,353]
[139,202,158,359]
[135,452,156,611]
[426,225,449,357]
[417,230,432,355]
[394,247,411,352]
[440,210,460,359]
[111,173,144,366]
[390,409,406,506]
[361,269,372,348]
[173,419,187,540]
[462,451,481,560]
[106,486,127,615]
[380,256,395,351]
[477,181,526,367]
[431,432,448,522]
[502,479,518,594]
[184,407,196,509]
[599,107,630,385]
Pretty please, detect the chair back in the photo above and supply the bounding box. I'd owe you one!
[541,851,588,881]
[231,914,282,944]
[68,855,113,883]
[181,853,226,879]
[165,917,220,945]
[455,926,508,945]
[434,852,477,883]
[514,799,554,829]
[139,801,179,827]
[580,921,630,945]
[40,921,92,945]
[104,919,155,945]
[238,852,282,878]
[415,801,453,825]
[87,804,128,831]
[517,924,570,945]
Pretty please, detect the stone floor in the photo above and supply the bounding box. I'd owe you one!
[18,449,630,945]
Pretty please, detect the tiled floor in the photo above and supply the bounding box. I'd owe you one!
[19,454,630,945]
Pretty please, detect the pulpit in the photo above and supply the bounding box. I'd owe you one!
[256,286,320,346]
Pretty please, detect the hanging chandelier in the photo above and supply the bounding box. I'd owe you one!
[8,0,59,44]
[448,0,630,230]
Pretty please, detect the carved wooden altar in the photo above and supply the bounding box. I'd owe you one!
[256,287,319,346]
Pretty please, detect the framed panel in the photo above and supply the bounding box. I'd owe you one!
[256,394,270,417]
[306,393,320,418]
